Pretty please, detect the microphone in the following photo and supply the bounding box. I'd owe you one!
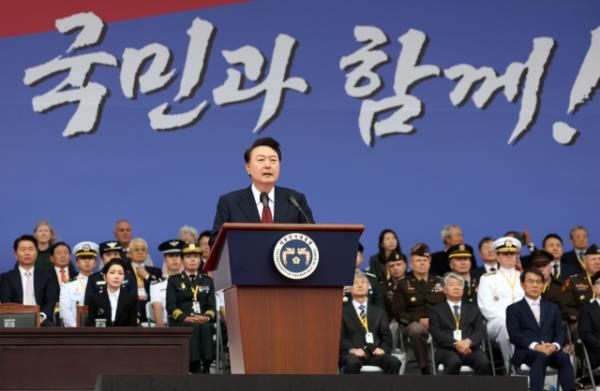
[287,195,314,224]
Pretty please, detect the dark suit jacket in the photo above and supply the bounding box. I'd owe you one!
[561,250,585,273]
[506,298,565,366]
[428,301,486,350]
[0,268,59,325]
[87,288,138,326]
[340,301,392,357]
[578,300,600,367]
[211,186,314,241]
[83,270,136,305]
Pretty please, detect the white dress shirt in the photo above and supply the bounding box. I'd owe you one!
[19,266,37,305]
[525,296,560,351]
[251,184,275,220]
[108,288,120,323]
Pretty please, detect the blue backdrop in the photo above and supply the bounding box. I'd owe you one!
[1,0,599,270]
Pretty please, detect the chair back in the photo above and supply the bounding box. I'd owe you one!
[0,303,40,327]
[76,305,89,327]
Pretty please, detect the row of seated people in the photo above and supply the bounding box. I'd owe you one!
[0,235,218,373]
[342,265,594,391]
[2,232,600,382]
[352,236,600,381]
[366,225,590,282]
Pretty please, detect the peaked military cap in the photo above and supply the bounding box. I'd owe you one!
[158,239,184,254]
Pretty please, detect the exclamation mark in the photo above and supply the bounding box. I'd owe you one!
[553,26,600,145]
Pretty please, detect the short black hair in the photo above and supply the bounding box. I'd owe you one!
[198,230,211,241]
[102,258,127,275]
[50,241,71,255]
[478,236,493,251]
[520,267,544,283]
[13,234,38,251]
[542,233,563,248]
[243,137,281,163]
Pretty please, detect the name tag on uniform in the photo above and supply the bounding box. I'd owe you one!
[192,301,201,314]
[365,332,374,344]
[453,330,462,341]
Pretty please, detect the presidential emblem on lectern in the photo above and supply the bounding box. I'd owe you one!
[273,233,320,280]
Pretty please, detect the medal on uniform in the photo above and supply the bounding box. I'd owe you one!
[192,300,201,314]
[365,332,374,344]
[453,330,462,341]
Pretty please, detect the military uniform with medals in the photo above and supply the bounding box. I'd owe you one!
[560,272,594,322]
[477,237,525,372]
[166,243,216,370]
[391,267,444,372]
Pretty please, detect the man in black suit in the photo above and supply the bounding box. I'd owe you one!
[0,235,59,326]
[340,271,401,374]
[542,233,578,282]
[561,226,589,273]
[578,270,600,369]
[128,237,163,323]
[506,268,575,391]
[472,236,498,280]
[429,272,491,375]
[211,137,314,241]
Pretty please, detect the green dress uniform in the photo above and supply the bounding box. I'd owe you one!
[391,273,445,324]
[560,272,594,322]
[542,277,563,307]
[166,272,216,366]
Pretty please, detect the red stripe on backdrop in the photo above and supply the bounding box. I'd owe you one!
[0,0,249,38]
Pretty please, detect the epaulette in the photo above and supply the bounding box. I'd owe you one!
[482,271,497,276]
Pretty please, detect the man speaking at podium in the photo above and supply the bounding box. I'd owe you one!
[211,137,314,238]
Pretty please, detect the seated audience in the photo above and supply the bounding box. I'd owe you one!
[530,250,562,306]
[561,244,600,323]
[179,225,199,245]
[167,242,216,374]
[368,229,401,283]
[87,258,138,327]
[578,271,600,369]
[562,226,589,273]
[345,243,384,308]
[150,239,184,327]
[340,270,401,374]
[472,236,498,279]
[128,237,162,323]
[447,244,479,304]
[506,268,575,391]
[392,243,445,374]
[0,234,59,326]
[84,241,136,305]
[477,236,525,372]
[429,272,491,375]
[381,249,406,352]
[49,241,76,287]
[60,241,99,327]
[542,233,578,282]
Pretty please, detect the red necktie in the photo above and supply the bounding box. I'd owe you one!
[261,204,273,223]
[60,268,69,283]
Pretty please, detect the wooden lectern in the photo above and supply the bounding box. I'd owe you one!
[205,223,363,374]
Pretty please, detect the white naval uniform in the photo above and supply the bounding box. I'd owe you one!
[477,267,525,370]
[149,279,168,324]
[59,275,89,327]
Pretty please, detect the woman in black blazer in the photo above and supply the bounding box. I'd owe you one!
[87,258,138,327]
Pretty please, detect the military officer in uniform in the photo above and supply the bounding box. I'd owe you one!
[343,243,385,308]
[530,250,562,306]
[560,244,600,323]
[382,249,407,352]
[447,244,479,305]
[166,242,216,374]
[477,236,525,373]
[60,241,98,327]
[391,243,445,374]
[84,241,136,305]
[149,239,184,327]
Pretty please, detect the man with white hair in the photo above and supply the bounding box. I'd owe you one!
[431,224,476,276]
[477,236,525,373]
[128,237,162,323]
